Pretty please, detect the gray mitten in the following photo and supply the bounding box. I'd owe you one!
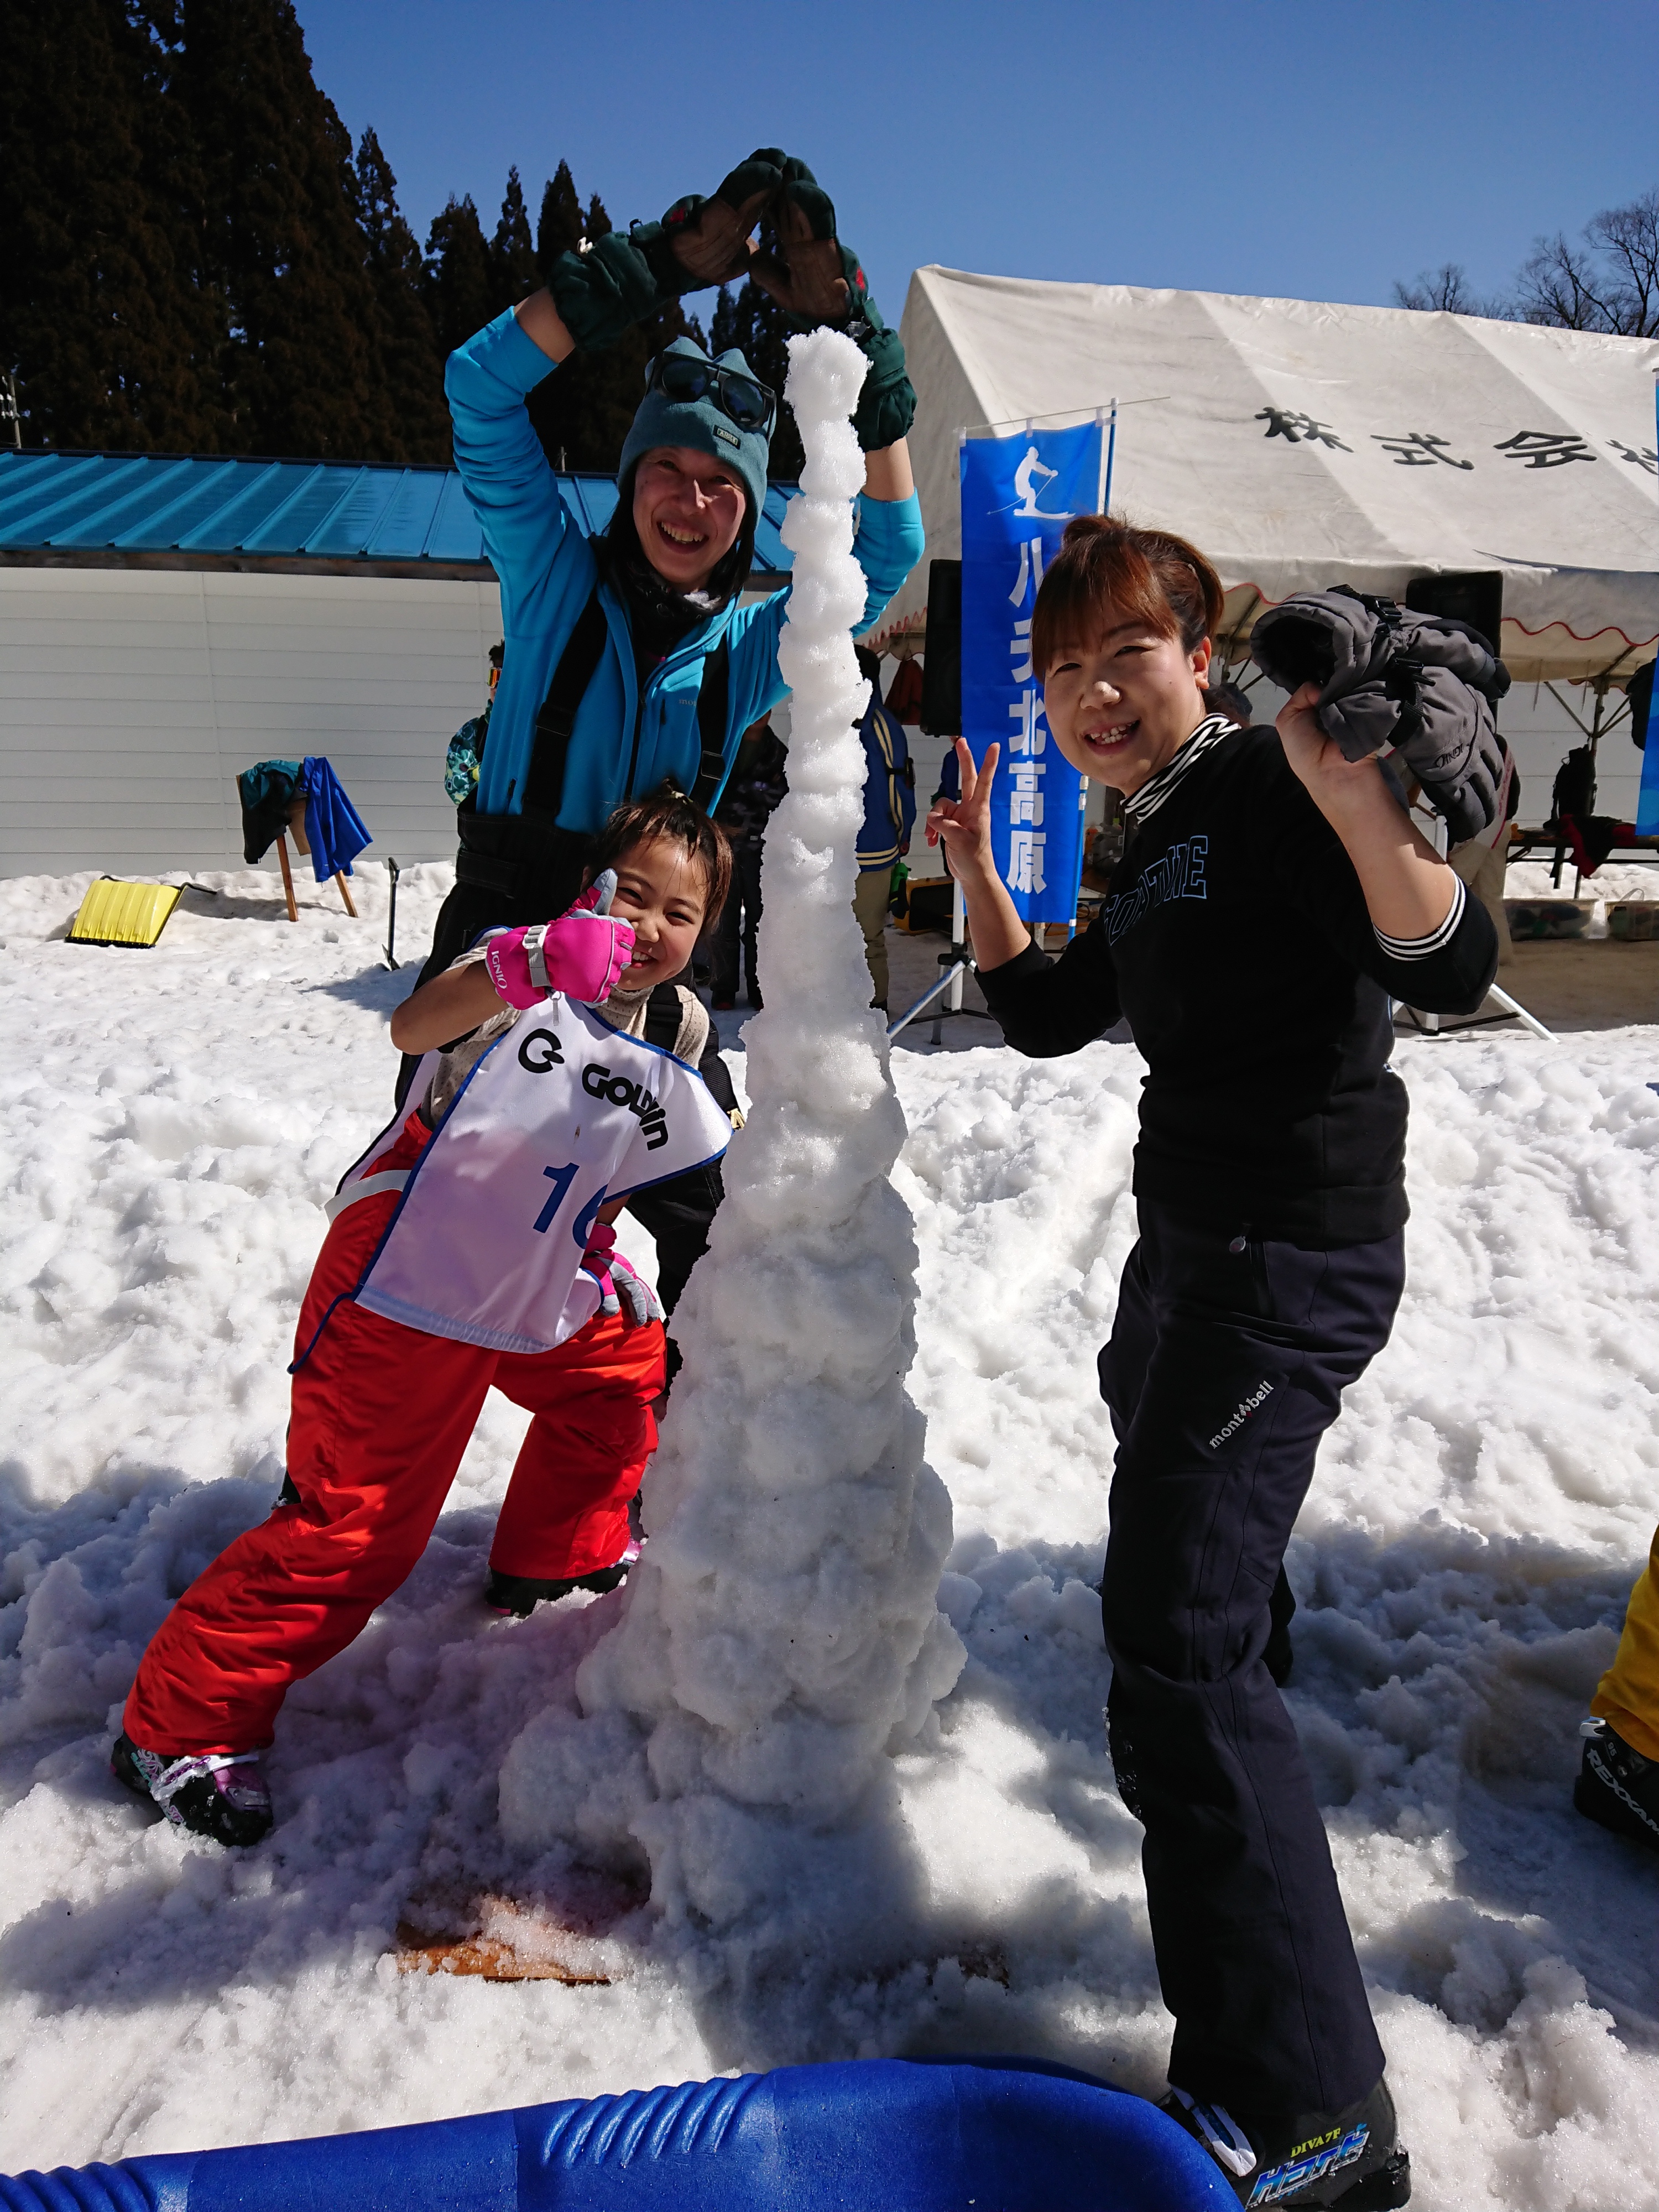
[747,155,916,450]
[550,150,785,353]
[1250,586,1511,837]
[1395,681,1510,842]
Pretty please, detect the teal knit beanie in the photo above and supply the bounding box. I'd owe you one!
[619,336,773,520]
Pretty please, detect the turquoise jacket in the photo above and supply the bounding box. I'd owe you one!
[446,312,926,829]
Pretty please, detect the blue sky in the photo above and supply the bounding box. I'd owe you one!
[301,0,1658,322]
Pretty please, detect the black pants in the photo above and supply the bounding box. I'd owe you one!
[709,844,764,1004]
[1098,1199,1404,2116]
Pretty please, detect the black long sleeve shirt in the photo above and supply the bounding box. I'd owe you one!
[978,722,1498,1244]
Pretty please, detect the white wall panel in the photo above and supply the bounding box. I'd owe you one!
[0,566,500,877]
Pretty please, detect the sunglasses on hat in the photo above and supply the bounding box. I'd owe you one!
[646,351,776,435]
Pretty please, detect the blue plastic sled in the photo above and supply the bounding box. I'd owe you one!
[0,2055,1229,2210]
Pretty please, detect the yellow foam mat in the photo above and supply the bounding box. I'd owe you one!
[67,878,184,948]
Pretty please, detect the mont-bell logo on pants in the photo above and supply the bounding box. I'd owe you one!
[1209,1379,1274,1450]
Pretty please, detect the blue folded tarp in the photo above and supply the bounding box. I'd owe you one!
[300,755,372,884]
[0,2056,1228,2211]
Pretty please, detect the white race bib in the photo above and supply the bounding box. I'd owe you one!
[332,1003,732,1355]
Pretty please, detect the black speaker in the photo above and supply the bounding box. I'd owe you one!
[1404,570,1504,656]
[1629,661,1655,754]
[919,559,961,737]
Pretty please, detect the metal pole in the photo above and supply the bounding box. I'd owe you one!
[1487,983,1554,1041]
[948,876,966,1011]
[1420,817,1448,1036]
[891,951,974,1042]
[384,855,400,970]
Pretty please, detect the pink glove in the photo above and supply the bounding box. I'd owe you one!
[482,870,636,1009]
[580,1223,665,1329]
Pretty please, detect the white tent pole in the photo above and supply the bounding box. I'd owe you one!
[1420,815,1448,1036]
[1488,984,1555,1041]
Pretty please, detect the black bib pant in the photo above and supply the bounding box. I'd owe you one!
[709,842,765,1005]
[1098,1199,1404,2117]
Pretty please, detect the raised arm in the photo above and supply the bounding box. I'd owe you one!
[925,738,1027,969]
[1275,682,1462,940]
[514,288,576,366]
[1275,683,1497,1010]
[444,309,577,624]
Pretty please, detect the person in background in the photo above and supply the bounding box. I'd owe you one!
[1578,1528,1659,1853]
[852,643,916,1010]
[1448,751,1519,966]
[883,646,925,728]
[710,715,789,1010]
[445,641,503,805]
[1203,679,1253,728]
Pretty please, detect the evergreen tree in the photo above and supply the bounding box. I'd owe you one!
[1,0,225,449]
[536,164,586,275]
[178,0,398,458]
[491,167,539,314]
[353,127,448,463]
[423,195,495,363]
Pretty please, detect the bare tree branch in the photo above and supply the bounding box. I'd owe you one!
[1392,262,1483,314]
[1512,192,1659,334]
[1394,188,1659,335]
[1513,231,1619,329]
[1585,188,1659,336]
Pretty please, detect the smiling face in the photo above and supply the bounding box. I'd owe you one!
[1042,611,1214,798]
[631,446,748,593]
[604,836,711,991]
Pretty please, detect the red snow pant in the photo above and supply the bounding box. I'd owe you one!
[123,1112,664,1755]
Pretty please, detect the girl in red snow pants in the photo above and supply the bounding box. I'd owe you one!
[123,1111,662,1757]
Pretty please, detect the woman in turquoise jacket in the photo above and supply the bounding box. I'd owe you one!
[415,149,925,1003]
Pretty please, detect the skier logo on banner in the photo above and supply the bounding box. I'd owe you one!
[960,419,1105,925]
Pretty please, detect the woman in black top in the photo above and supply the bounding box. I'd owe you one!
[927,517,1495,2209]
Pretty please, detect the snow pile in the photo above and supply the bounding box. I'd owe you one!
[496,328,964,2034]
[3,878,1659,2201]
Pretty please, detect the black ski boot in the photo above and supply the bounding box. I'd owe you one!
[112,1733,273,1848]
[485,1541,639,1619]
[1575,1719,1659,1853]
[1161,2077,1409,2207]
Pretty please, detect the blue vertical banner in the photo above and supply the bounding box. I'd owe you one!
[1640,675,1659,835]
[959,420,1104,923]
[1636,387,1659,835]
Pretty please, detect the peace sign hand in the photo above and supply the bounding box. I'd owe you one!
[925,738,1000,885]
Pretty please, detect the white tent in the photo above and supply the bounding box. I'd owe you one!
[886,268,1659,684]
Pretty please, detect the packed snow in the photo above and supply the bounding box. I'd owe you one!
[498,327,966,2002]
[2,848,1658,2210]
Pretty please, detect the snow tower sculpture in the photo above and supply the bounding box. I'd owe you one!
[499,327,964,2034]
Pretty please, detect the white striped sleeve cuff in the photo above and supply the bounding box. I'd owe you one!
[1374,875,1467,961]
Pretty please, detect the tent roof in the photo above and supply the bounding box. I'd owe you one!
[888,267,1659,683]
[0,451,802,581]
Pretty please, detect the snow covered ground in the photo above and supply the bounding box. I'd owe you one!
[3,859,1658,2209]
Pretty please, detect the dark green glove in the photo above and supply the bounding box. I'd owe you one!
[549,149,785,353]
[747,158,915,451]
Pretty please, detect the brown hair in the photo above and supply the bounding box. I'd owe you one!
[1031,516,1224,677]
[588,781,732,925]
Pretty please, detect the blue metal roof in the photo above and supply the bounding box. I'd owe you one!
[0,451,799,576]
